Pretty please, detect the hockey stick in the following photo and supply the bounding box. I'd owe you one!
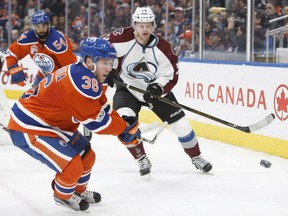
[0,119,166,145]
[113,79,275,133]
[0,122,9,133]
[140,121,168,144]
[83,121,160,142]
[140,121,160,133]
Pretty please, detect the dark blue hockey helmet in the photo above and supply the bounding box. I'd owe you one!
[32,11,50,40]
[32,11,50,25]
[80,37,116,62]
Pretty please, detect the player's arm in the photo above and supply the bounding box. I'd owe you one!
[153,39,179,94]
[5,34,33,86]
[62,94,140,145]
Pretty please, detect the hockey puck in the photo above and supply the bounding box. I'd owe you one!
[260,160,272,168]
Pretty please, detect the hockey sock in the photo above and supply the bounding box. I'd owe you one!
[126,142,146,159]
[184,143,201,158]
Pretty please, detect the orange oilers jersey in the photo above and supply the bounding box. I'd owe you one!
[5,28,77,79]
[7,62,127,142]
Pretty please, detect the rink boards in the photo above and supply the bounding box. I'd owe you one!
[1,58,288,158]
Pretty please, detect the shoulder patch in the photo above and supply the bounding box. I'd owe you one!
[69,64,103,99]
[44,29,68,53]
[17,30,38,45]
[109,27,134,43]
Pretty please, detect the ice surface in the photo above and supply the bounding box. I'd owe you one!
[0,123,288,216]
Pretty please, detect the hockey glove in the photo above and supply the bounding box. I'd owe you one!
[8,64,27,87]
[143,83,163,104]
[118,116,141,145]
[106,69,117,88]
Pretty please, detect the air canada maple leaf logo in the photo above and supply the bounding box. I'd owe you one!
[274,84,288,121]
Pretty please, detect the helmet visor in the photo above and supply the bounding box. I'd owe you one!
[94,58,118,69]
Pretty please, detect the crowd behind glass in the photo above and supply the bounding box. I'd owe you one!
[1,0,288,63]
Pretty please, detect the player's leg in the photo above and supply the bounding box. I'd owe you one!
[8,130,89,211]
[70,131,101,204]
[113,87,151,176]
[150,92,212,173]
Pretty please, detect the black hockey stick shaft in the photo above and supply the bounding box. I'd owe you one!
[0,122,9,133]
[113,79,275,133]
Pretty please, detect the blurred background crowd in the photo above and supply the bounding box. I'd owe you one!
[1,0,288,63]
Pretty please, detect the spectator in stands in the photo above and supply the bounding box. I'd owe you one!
[153,2,164,29]
[71,5,88,31]
[50,14,59,29]
[166,21,180,53]
[226,9,267,54]
[255,0,266,10]
[23,0,38,17]
[173,7,187,37]
[206,29,226,51]
[111,4,129,30]
[11,29,20,42]
[42,0,64,16]
[11,0,23,19]
[0,6,23,41]
[227,17,246,52]
[0,38,8,51]
[263,0,284,30]
[87,3,99,24]
[254,9,268,53]
[57,15,66,33]
[90,16,102,37]
[104,7,116,30]
[282,4,288,25]
[231,0,247,20]
[178,30,197,58]
[281,4,288,47]
[121,3,132,27]
[204,20,214,49]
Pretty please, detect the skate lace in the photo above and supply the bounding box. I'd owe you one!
[81,191,94,202]
[138,156,151,170]
[192,156,207,169]
[67,194,82,205]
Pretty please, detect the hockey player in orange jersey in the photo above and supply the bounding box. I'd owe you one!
[7,37,141,211]
[5,11,77,87]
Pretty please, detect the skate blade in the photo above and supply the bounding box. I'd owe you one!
[141,173,151,181]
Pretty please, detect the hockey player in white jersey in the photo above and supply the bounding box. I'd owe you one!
[105,7,212,176]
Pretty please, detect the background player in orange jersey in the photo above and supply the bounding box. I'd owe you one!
[7,37,141,211]
[5,11,77,87]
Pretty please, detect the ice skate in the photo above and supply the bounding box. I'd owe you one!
[79,190,101,204]
[191,155,212,173]
[54,193,89,211]
[137,155,152,176]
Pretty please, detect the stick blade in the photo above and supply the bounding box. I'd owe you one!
[247,113,275,133]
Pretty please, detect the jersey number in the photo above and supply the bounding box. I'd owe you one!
[82,76,99,92]
[53,38,66,50]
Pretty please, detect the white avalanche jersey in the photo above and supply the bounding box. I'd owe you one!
[104,27,179,102]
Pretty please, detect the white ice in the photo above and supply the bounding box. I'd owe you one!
[1,121,288,216]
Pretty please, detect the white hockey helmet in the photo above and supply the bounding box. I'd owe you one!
[132,7,155,26]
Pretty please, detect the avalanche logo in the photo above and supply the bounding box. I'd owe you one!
[33,54,55,74]
[126,57,157,83]
[274,84,288,121]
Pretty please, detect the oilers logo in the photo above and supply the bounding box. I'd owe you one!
[33,54,55,74]
[126,58,157,83]
[59,140,67,147]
